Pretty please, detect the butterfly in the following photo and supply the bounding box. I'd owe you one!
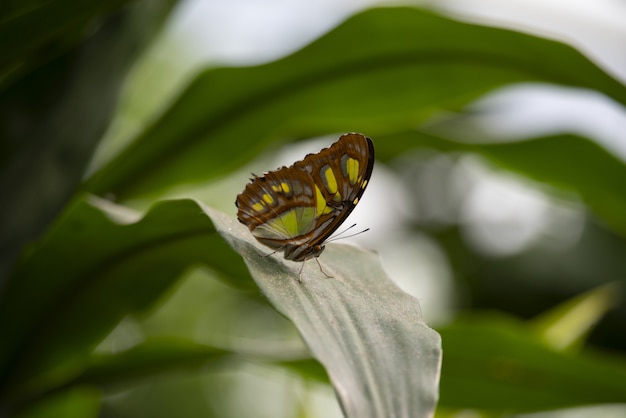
[235,133,374,281]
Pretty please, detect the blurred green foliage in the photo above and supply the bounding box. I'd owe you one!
[1,2,626,417]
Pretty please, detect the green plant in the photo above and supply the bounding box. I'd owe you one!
[2,3,625,417]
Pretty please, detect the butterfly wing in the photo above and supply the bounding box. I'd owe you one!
[294,133,374,246]
[236,133,374,261]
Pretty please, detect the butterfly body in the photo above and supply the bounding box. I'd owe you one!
[236,133,374,265]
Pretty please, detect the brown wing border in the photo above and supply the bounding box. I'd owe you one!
[298,132,375,246]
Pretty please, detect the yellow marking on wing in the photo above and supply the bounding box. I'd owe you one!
[278,209,299,235]
[252,202,265,212]
[315,185,327,215]
[281,182,290,193]
[322,166,338,194]
[353,197,359,205]
[333,192,342,202]
[322,206,333,215]
[262,193,274,204]
[271,184,281,192]
[346,157,359,185]
[361,179,368,189]
[253,207,316,239]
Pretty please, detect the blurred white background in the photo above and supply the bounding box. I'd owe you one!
[104,0,626,325]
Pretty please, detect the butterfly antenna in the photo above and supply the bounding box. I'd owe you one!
[326,226,370,243]
[332,223,357,238]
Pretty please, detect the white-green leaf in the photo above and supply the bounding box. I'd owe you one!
[208,208,442,418]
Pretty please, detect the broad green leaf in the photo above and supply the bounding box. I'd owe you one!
[209,208,442,418]
[0,0,128,90]
[98,368,220,418]
[76,338,229,388]
[84,7,626,201]
[438,313,626,412]
[13,387,100,418]
[278,358,330,385]
[376,131,626,236]
[0,0,179,286]
[0,197,250,411]
[530,283,620,351]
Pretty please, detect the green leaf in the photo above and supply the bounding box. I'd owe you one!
[376,131,626,236]
[278,358,330,385]
[1,197,441,417]
[76,338,230,388]
[13,387,100,418]
[209,208,442,418]
[0,0,127,89]
[84,7,626,201]
[438,313,626,412]
[530,283,620,351]
[0,197,250,410]
[0,0,179,286]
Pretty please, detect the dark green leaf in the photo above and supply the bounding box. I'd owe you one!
[0,0,127,89]
[278,358,330,384]
[438,313,626,412]
[13,386,100,418]
[84,7,626,201]
[0,197,250,410]
[0,0,179,287]
[76,338,230,388]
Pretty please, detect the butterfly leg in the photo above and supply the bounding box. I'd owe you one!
[315,257,333,278]
[298,261,306,283]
